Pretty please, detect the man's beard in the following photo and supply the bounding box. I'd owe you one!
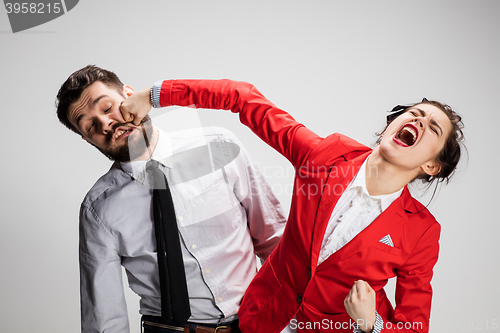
[97,115,154,162]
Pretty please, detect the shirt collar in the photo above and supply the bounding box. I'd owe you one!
[350,155,403,211]
[119,128,173,182]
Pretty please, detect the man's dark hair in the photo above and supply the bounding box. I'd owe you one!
[56,65,124,134]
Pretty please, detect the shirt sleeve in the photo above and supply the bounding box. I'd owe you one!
[79,203,129,333]
[222,130,287,260]
[156,79,323,169]
[353,311,383,333]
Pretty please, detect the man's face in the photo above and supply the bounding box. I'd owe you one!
[67,81,153,162]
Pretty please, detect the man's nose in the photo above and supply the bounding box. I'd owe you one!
[97,115,114,134]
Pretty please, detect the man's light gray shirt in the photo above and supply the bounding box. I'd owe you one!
[79,127,286,332]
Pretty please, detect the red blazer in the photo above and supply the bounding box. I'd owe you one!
[159,79,440,333]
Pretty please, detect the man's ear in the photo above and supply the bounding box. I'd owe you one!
[123,85,134,97]
[420,160,441,176]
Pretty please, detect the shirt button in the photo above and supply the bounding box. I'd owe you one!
[191,244,197,250]
[178,216,184,222]
[337,231,342,236]
[140,176,145,182]
[206,269,211,274]
[218,296,222,302]
[296,294,302,303]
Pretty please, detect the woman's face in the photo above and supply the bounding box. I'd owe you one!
[379,103,453,177]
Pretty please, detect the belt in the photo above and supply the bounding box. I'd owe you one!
[143,319,240,333]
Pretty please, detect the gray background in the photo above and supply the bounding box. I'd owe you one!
[1,1,499,332]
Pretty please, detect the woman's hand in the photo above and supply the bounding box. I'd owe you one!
[120,85,153,125]
[344,280,377,333]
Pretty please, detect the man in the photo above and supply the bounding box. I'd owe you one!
[56,66,286,333]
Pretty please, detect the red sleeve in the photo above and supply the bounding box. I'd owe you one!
[380,222,441,333]
[159,79,322,168]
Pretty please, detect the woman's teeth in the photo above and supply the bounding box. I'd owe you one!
[397,125,417,146]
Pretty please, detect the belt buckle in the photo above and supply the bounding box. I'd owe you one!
[214,326,228,333]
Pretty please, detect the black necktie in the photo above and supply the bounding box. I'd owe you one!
[146,160,191,325]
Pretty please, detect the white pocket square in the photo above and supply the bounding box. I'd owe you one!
[379,234,394,247]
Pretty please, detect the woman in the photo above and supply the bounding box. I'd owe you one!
[122,79,464,333]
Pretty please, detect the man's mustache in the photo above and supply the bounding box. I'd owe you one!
[106,116,151,143]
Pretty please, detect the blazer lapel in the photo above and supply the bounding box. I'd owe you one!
[316,187,412,271]
[309,151,370,273]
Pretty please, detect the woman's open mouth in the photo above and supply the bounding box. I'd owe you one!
[393,124,418,147]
